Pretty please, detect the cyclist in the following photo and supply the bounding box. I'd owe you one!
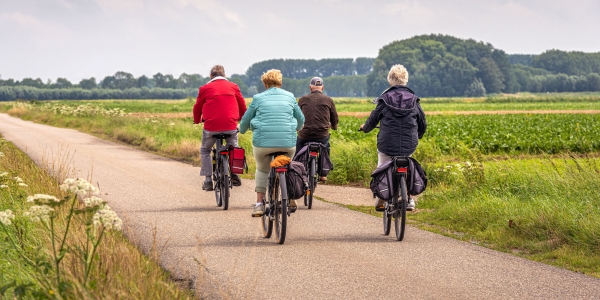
[239,69,305,217]
[295,77,339,181]
[193,65,247,191]
[359,64,427,211]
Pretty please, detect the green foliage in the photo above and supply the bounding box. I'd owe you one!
[532,50,600,76]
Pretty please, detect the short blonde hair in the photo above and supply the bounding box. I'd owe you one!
[387,64,409,86]
[261,69,283,88]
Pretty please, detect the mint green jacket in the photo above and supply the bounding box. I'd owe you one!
[239,87,305,148]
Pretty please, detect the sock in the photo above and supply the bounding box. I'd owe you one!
[255,202,263,206]
[206,176,212,182]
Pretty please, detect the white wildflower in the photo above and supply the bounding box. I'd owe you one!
[0,152,4,157]
[83,196,104,208]
[14,177,23,183]
[151,120,158,123]
[465,161,472,167]
[0,172,8,177]
[92,205,122,231]
[27,194,61,204]
[24,205,54,222]
[169,122,175,126]
[60,178,99,197]
[0,209,15,225]
[0,184,8,189]
[18,183,28,187]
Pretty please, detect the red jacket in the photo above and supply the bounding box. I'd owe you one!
[193,78,247,131]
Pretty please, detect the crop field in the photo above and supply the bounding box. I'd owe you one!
[2,93,600,277]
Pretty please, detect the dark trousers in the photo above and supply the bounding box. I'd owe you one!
[295,135,330,155]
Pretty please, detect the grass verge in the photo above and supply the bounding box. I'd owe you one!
[0,136,194,299]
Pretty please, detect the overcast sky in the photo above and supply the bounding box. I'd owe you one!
[1,0,599,83]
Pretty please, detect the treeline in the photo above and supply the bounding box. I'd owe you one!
[0,86,197,101]
[281,75,368,97]
[366,34,600,97]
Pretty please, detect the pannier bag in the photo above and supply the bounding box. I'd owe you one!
[286,161,308,200]
[369,160,394,200]
[228,146,247,174]
[408,157,427,195]
[369,158,428,200]
[292,143,333,177]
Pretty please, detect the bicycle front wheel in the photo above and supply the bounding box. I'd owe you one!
[394,177,408,241]
[213,156,222,207]
[307,157,315,209]
[383,205,391,236]
[220,155,230,210]
[274,173,287,244]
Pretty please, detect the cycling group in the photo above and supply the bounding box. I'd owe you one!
[193,64,426,242]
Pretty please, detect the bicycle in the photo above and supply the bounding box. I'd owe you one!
[303,142,324,209]
[257,152,292,244]
[211,133,232,210]
[382,156,409,241]
[360,126,408,241]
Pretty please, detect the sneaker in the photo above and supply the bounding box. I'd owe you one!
[202,180,214,191]
[407,198,415,211]
[231,174,242,186]
[375,198,385,212]
[252,203,264,217]
[289,199,297,212]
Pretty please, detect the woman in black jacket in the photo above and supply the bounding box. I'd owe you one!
[360,64,427,211]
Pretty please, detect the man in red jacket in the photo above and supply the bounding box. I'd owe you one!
[193,65,247,191]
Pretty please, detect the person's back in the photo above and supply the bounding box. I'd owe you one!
[295,77,338,181]
[360,64,426,211]
[193,65,247,191]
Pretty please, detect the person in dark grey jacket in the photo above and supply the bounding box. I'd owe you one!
[360,64,427,211]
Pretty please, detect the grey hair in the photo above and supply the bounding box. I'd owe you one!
[387,64,409,86]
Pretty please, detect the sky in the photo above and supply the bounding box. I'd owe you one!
[1,0,599,83]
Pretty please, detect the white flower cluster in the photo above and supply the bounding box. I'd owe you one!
[24,205,55,222]
[60,178,99,197]
[0,185,7,189]
[0,209,15,225]
[12,102,34,110]
[83,196,104,208]
[14,176,23,183]
[41,103,128,117]
[27,194,61,204]
[0,172,8,177]
[0,152,4,158]
[92,205,122,231]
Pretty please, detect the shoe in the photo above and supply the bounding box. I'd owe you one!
[231,174,242,186]
[319,176,327,182]
[375,198,385,212]
[289,200,297,212]
[202,180,214,191]
[252,203,264,217]
[407,198,415,211]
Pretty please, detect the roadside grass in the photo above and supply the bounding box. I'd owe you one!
[0,136,194,299]
[322,156,600,278]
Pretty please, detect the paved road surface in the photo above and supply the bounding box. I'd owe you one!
[1,113,599,299]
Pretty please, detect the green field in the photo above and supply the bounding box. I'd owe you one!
[2,94,600,278]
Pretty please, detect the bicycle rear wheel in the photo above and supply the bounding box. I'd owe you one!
[394,177,408,241]
[220,155,230,210]
[274,173,287,244]
[307,157,315,209]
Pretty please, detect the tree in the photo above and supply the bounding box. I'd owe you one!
[79,78,97,89]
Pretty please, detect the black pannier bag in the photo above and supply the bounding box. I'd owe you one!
[369,160,394,200]
[286,161,308,200]
[370,157,428,199]
[408,157,427,195]
[292,143,333,177]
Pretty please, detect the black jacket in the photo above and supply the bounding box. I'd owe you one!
[363,86,427,156]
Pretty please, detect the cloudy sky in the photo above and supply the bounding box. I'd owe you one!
[1,0,599,83]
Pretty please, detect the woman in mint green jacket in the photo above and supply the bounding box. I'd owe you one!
[239,69,305,217]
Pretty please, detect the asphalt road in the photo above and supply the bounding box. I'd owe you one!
[1,113,599,299]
